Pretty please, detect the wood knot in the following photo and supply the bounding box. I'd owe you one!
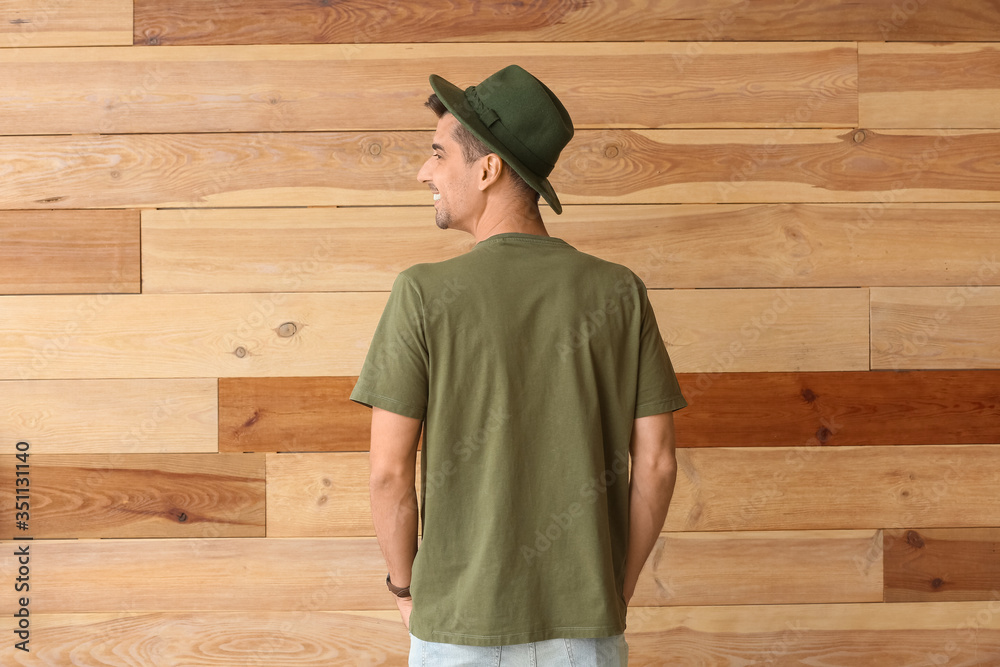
[110,170,121,180]
[234,346,248,358]
[177,512,188,522]
[816,426,832,444]
[905,530,925,548]
[801,388,817,403]
[35,196,66,204]
[853,130,867,144]
[603,145,620,159]
[931,577,945,589]
[368,143,382,156]
[277,322,298,337]
[242,410,261,428]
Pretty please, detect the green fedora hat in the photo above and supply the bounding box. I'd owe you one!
[429,65,574,214]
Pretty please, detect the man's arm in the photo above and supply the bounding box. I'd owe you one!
[369,406,422,628]
[622,411,678,605]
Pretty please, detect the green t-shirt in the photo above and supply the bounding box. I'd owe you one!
[351,232,686,646]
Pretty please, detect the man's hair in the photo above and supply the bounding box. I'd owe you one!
[425,94,541,205]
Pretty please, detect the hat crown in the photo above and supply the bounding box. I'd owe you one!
[465,65,574,178]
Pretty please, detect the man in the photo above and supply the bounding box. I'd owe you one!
[350,65,686,666]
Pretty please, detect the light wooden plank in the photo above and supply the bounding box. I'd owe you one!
[0,289,864,379]
[0,43,856,134]
[671,445,1000,532]
[653,288,869,373]
[266,453,375,538]
[0,0,131,48]
[0,538,388,613]
[268,456,883,602]
[861,43,1000,129]
[220,377,371,453]
[675,370,1000,447]
[0,293,387,380]
[0,611,409,666]
[0,379,217,454]
[872,286,1000,370]
[0,454,265,539]
[0,210,140,294]
[625,602,1000,666]
[633,531,882,607]
[141,207,475,294]
[884,528,1000,603]
[144,204,1000,292]
[268,447,1000,535]
[7,130,1000,210]
[132,0,1000,43]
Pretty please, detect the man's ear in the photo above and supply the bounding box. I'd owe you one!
[478,153,504,192]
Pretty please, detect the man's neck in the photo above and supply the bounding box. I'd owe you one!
[469,203,549,243]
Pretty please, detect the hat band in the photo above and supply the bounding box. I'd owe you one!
[464,87,555,178]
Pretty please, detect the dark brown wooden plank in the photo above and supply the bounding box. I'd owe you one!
[222,371,1000,451]
[220,377,371,452]
[884,528,1000,603]
[0,454,265,539]
[133,0,1000,44]
[0,0,132,48]
[675,370,1000,448]
[6,129,1000,210]
[1,43,856,134]
[0,210,140,294]
[860,43,1000,129]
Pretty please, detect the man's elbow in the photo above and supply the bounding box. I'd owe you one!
[369,462,414,494]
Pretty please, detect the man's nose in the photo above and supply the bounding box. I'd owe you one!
[417,157,432,183]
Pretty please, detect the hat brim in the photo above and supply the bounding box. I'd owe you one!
[429,74,563,215]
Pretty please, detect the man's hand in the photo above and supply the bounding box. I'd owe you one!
[395,595,414,630]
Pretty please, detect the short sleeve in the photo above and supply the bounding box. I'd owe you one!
[634,283,687,418]
[350,273,429,419]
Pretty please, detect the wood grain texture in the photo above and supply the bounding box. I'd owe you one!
[0,454,264,539]
[0,538,389,613]
[264,446,1000,535]
[0,210,140,294]
[221,377,371,453]
[624,602,1000,666]
[675,370,1000,447]
[872,286,1000,370]
[5,603,1000,666]
[0,611,408,666]
[670,445,1000,532]
[0,293,387,380]
[0,0,131,48]
[884,528,1000,603]
[266,453,377,538]
[8,130,1000,210]
[652,288,869,373]
[132,0,1000,44]
[635,531,883,606]
[0,378,217,454]
[861,43,1000,129]
[0,43,856,134]
[144,203,1000,292]
[0,289,863,379]
[141,207,475,294]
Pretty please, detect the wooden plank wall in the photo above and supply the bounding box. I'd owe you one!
[1,1,999,664]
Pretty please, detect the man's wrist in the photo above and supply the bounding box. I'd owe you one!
[386,573,412,598]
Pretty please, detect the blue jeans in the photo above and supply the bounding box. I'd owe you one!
[408,633,628,666]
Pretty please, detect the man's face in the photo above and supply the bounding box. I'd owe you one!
[417,113,481,231]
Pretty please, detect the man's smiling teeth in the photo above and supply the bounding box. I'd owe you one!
[433,194,441,201]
